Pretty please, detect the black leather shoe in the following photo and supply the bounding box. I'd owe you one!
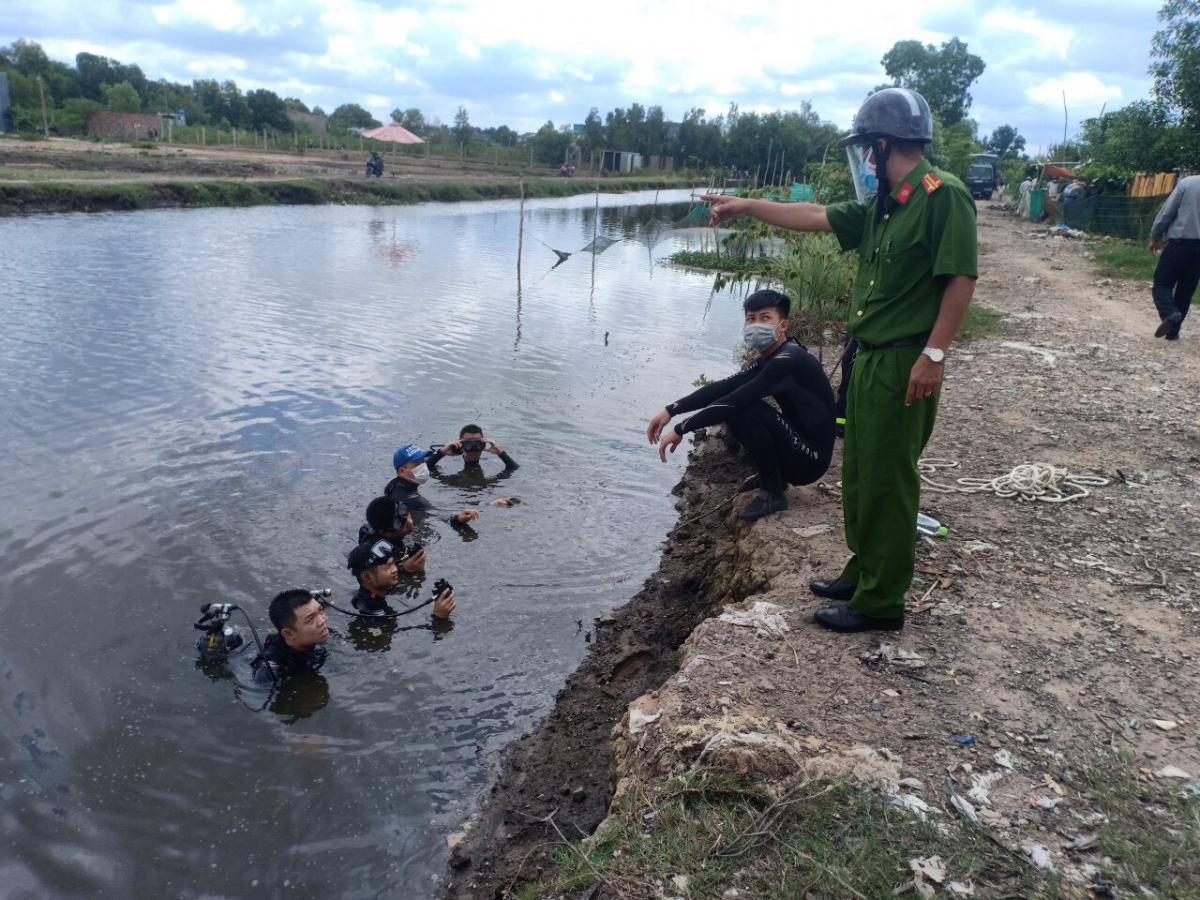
[809,577,856,601]
[1156,312,1183,337]
[737,474,760,493]
[813,605,904,632]
[740,490,787,521]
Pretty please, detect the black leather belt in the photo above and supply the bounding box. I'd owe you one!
[855,332,930,352]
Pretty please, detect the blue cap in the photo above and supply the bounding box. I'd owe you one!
[392,444,428,469]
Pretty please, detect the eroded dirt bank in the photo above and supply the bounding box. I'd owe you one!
[442,439,759,898]
[446,204,1200,898]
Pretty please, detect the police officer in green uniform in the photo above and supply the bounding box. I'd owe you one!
[705,88,978,633]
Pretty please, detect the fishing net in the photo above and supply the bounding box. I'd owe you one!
[675,204,713,227]
[580,235,620,253]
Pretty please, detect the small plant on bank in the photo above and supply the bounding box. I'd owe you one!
[1091,239,1159,282]
[513,769,1036,900]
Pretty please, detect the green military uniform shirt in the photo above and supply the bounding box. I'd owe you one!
[825,159,978,345]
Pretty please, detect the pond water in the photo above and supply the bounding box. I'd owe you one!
[0,190,743,899]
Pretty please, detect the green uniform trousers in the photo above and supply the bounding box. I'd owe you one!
[840,344,939,618]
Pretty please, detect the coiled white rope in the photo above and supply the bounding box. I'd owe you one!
[919,458,1109,503]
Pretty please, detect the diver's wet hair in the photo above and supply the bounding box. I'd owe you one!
[459,424,483,438]
[365,495,401,532]
[743,289,791,319]
[269,589,318,632]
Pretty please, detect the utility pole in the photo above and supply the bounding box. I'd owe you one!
[1062,91,1068,158]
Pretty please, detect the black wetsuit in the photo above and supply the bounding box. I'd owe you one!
[670,339,835,493]
[427,447,519,472]
[384,475,434,511]
[251,633,328,685]
[381,479,479,530]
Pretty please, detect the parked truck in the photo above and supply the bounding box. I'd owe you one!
[964,152,999,200]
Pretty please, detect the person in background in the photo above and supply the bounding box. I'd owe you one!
[1149,174,1200,341]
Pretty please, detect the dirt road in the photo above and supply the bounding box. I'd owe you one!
[445,203,1200,898]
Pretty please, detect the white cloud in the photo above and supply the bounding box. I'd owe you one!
[549,90,564,103]
[1025,72,1123,109]
[982,7,1074,58]
[186,57,247,74]
[9,0,1165,147]
[152,0,248,31]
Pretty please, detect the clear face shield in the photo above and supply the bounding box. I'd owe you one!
[846,143,879,203]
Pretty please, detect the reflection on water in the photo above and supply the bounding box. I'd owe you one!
[0,190,741,898]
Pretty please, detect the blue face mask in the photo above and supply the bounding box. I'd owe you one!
[858,146,878,197]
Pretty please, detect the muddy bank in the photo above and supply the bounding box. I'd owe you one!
[442,435,761,898]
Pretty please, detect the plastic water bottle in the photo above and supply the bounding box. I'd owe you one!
[916,512,948,537]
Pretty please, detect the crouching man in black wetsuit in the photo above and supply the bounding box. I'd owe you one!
[251,590,330,685]
[648,289,836,521]
[387,443,481,526]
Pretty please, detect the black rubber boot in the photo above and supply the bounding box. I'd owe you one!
[809,577,856,601]
[739,489,787,521]
[813,605,904,633]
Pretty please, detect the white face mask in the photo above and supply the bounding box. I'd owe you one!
[411,463,430,484]
[743,323,779,351]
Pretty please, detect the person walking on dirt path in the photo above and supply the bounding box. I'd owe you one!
[1149,174,1200,341]
[703,87,978,633]
[648,289,836,521]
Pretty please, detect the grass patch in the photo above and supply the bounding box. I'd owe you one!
[513,771,1032,900]
[1084,753,1200,897]
[513,752,1200,900]
[0,175,695,216]
[667,248,775,275]
[958,303,1008,340]
[1092,240,1159,281]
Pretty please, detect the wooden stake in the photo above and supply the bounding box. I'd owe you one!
[517,177,525,278]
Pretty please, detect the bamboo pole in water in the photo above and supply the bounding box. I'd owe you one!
[517,178,525,278]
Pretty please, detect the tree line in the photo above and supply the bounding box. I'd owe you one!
[4,6,1194,186]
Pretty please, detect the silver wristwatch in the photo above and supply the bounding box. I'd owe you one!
[922,347,946,364]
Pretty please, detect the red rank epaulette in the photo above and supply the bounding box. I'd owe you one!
[896,182,914,205]
[921,172,943,195]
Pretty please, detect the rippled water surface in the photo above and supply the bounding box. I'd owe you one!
[0,190,740,899]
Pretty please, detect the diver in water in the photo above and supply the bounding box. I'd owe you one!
[250,589,331,686]
[427,425,520,505]
[357,496,427,574]
[346,536,455,619]
[428,425,520,473]
[343,536,457,652]
[386,443,482,525]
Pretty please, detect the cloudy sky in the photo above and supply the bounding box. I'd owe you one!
[7,0,1166,151]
